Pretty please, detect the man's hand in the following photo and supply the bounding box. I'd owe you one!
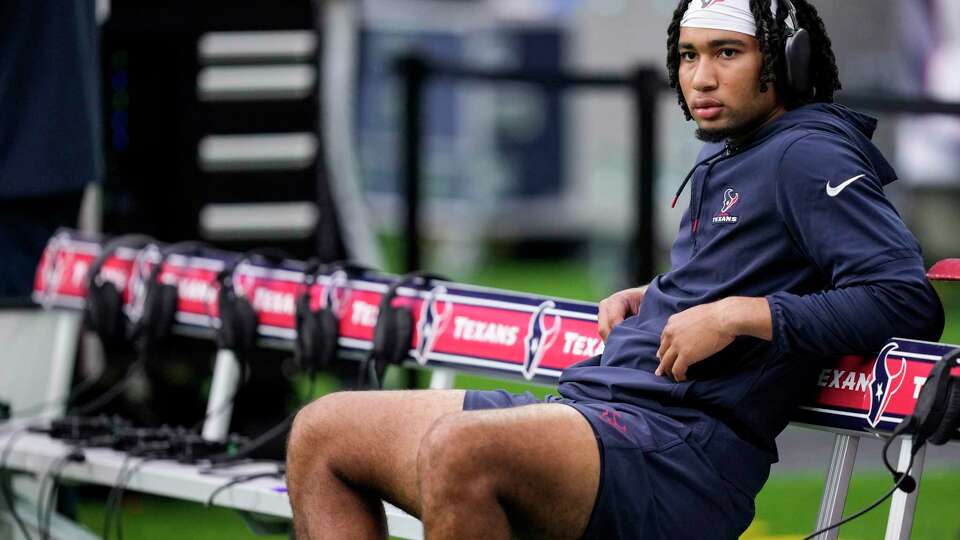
[655,297,772,382]
[598,286,648,341]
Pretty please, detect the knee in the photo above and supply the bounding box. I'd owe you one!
[287,391,359,465]
[417,414,496,503]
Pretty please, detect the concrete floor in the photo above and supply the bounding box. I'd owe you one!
[773,425,960,473]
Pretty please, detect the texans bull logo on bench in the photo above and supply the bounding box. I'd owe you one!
[38,231,72,306]
[323,269,353,320]
[126,243,161,324]
[415,285,453,365]
[522,301,561,380]
[866,342,907,428]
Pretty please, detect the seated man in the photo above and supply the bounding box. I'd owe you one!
[286,1,944,538]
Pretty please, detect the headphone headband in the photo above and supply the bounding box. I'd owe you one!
[780,0,800,35]
[87,234,156,292]
[146,241,211,286]
[218,248,292,292]
[377,272,447,314]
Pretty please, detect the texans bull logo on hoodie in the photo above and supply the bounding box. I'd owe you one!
[712,188,740,224]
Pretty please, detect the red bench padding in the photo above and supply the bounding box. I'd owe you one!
[928,259,960,282]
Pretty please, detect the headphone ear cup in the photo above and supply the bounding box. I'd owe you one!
[928,381,960,446]
[316,309,340,370]
[235,297,259,353]
[87,282,123,342]
[153,283,179,340]
[913,361,946,441]
[217,288,235,350]
[295,295,313,364]
[389,308,414,365]
[372,305,396,359]
[785,28,811,94]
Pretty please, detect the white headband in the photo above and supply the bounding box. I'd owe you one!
[680,0,779,38]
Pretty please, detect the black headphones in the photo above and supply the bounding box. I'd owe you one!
[128,241,210,352]
[805,348,960,538]
[874,347,960,497]
[216,248,291,357]
[295,260,369,377]
[361,272,445,389]
[908,347,960,447]
[779,0,812,95]
[85,235,156,346]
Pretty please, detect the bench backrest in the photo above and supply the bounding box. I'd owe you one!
[33,230,959,440]
[31,231,960,540]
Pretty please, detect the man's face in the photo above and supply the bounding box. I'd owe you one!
[677,27,781,142]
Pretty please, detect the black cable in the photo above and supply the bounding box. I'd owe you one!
[204,375,316,465]
[70,358,145,417]
[205,467,285,508]
[102,454,133,540]
[206,415,295,465]
[35,456,60,537]
[41,475,62,540]
[803,422,918,540]
[104,450,157,540]
[36,454,67,540]
[103,442,171,540]
[0,428,33,540]
[110,457,154,540]
[41,478,60,540]
[39,450,80,540]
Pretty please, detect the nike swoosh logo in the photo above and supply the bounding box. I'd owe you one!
[826,174,866,197]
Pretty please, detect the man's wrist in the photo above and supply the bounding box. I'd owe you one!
[717,296,773,341]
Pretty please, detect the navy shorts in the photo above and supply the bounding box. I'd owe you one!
[463,390,770,540]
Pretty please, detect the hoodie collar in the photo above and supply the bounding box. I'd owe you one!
[728,103,878,150]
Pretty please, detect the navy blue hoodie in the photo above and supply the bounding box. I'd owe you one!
[558,104,945,453]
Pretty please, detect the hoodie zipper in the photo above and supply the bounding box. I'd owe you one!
[691,156,725,252]
[674,143,734,253]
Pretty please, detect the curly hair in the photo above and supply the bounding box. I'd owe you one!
[665,0,842,120]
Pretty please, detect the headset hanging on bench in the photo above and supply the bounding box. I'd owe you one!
[295,259,370,377]
[805,347,960,539]
[73,240,210,417]
[215,248,292,364]
[361,271,446,389]
[129,241,211,353]
[85,234,157,347]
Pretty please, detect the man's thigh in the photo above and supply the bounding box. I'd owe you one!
[293,389,465,515]
[425,402,600,539]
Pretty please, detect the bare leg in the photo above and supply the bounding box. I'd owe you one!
[417,403,600,540]
[286,390,465,539]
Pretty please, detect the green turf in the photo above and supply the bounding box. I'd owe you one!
[75,493,288,539]
[745,470,960,539]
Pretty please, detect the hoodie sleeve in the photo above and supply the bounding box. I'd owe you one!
[766,133,944,357]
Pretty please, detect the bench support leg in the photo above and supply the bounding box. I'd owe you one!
[202,349,242,442]
[46,312,81,421]
[884,437,925,540]
[813,433,859,540]
[428,369,456,390]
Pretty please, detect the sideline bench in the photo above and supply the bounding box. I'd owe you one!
[3,230,958,539]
